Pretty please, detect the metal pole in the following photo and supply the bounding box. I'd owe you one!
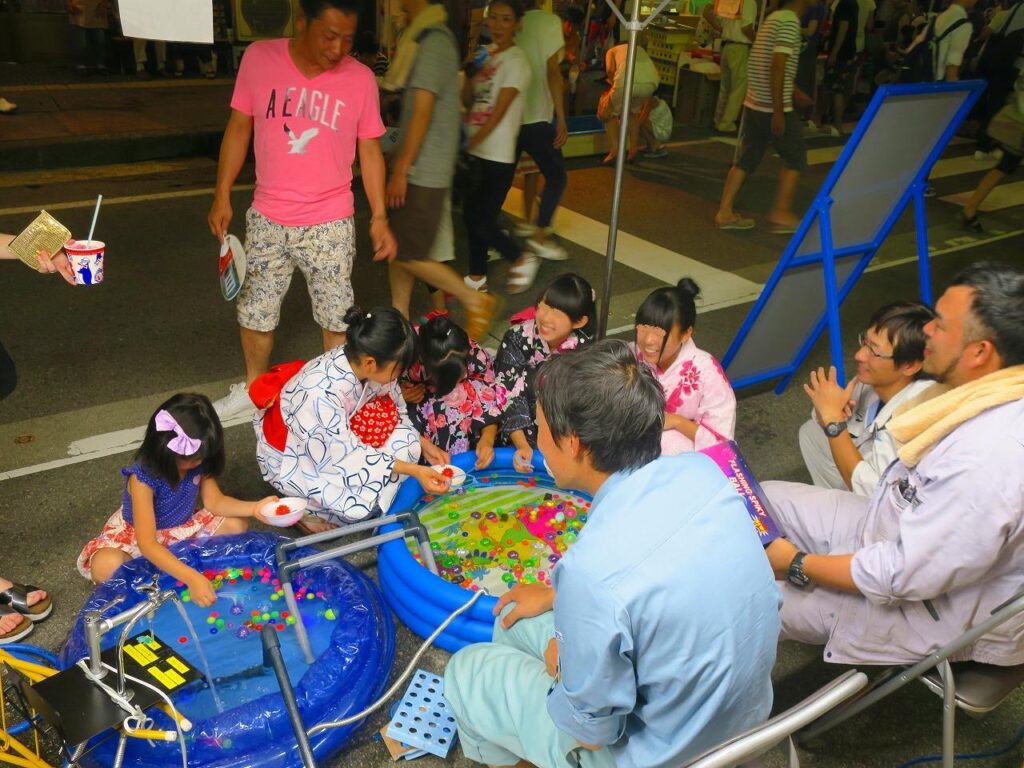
[598,0,673,337]
[262,625,318,768]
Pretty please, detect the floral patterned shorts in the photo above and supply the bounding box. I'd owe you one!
[238,208,355,333]
[77,507,225,580]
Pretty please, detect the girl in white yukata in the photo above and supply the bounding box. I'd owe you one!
[633,278,737,455]
[254,307,450,532]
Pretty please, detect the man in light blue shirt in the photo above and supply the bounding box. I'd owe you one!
[445,339,782,768]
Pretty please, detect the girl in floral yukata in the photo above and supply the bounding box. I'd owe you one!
[402,315,507,470]
[633,278,736,455]
[496,273,595,471]
[253,307,449,533]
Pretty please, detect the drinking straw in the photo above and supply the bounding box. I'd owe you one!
[86,194,102,243]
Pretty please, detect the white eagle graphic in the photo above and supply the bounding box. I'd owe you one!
[284,123,319,154]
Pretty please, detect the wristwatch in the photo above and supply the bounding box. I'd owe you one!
[823,420,848,438]
[788,551,811,588]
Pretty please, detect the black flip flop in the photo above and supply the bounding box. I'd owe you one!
[0,582,53,622]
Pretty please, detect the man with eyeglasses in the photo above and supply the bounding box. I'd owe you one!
[761,261,1024,667]
[799,301,936,497]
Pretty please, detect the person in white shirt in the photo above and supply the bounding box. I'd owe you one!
[704,0,758,133]
[799,301,936,497]
[462,0,537,295]
[598,41,660,163]
[932,0,977,81]
[856,0,876,54]
[515,0,570,262]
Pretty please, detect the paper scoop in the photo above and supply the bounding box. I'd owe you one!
[9,211,72,271]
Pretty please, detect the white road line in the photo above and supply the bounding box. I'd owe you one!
[929,155,996,179]
[940,181,1024,212]
[3,224,1019,482]
[0,185,256,218]
[502,187,764,310]
[0,411,255,482]
[865,228,1024,274]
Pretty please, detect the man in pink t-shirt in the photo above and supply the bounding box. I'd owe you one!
[207,0,396,418]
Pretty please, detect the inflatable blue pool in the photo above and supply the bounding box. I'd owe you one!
[378,448,592,652]
[61,533,394,767]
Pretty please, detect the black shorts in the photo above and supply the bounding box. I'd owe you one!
[824,57,856,94]
[734,109,808,173]
[997,149,1023,175]
[390,184,449,261]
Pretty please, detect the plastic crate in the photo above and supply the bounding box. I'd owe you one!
[385,670,458,759]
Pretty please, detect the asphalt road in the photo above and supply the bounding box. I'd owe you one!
[1,135,1022,767]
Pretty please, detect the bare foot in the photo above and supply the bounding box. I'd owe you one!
[0,610,27,636]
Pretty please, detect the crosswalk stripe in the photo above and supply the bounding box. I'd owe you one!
[940,181,1024,212]
[502,187,763,310]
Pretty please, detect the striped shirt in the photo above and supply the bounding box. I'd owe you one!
[744,9,802,113]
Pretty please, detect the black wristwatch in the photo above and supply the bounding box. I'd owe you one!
[823,420,848,438]
[788,551,811,588]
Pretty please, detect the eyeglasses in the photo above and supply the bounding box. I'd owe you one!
[857,332,895,360]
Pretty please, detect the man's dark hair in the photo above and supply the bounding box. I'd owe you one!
[867,301,936,371]
[951,261,1024,367]
[537,338,664,474]
[300,0,361,19]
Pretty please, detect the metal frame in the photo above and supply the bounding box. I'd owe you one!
[720,80,985,393]
[274,511,438,663]
[684,670,868,768]
[796,587,1024,768]
[598,0,674,337]
[261,626,317,768]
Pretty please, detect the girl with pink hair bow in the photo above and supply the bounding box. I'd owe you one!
[77,393,276,605]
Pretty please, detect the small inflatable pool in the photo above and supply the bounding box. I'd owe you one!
[61,533,394,767]
[378,448,592,652]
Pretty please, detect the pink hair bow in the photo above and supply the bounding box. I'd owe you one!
[154,409,202,456]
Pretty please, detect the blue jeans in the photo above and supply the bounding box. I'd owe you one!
[516,120,568,229]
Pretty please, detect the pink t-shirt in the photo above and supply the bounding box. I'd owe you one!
[231,39,385,227]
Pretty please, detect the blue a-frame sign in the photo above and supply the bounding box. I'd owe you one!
[722,80,986,392]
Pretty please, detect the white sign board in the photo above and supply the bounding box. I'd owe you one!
[119,0,214,44]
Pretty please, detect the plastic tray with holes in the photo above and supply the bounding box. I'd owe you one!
[385,669,459,758]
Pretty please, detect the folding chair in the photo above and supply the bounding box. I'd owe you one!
[683,669,868,768]
[797,586,1024,768]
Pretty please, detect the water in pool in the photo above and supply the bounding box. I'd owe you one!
[408,470,592,595]
[145,565,338,721]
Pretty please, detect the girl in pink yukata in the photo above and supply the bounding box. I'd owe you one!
[78,394,277,606]
[401,314,507,471]
[633,278,737,455]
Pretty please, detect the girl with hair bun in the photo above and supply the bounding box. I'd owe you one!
[253,306,450,532]
[401,314,507,469]
[633,278,737,455]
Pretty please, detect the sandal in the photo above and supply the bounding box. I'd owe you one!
[507,253,540,295]
[0,582,52,622]
[959,211,983,233]
[0,606,34,644]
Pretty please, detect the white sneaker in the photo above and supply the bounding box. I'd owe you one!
[527,235,569,261]
[464,275,489,292]
[213,381,254,420]
[514,221,538,238]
